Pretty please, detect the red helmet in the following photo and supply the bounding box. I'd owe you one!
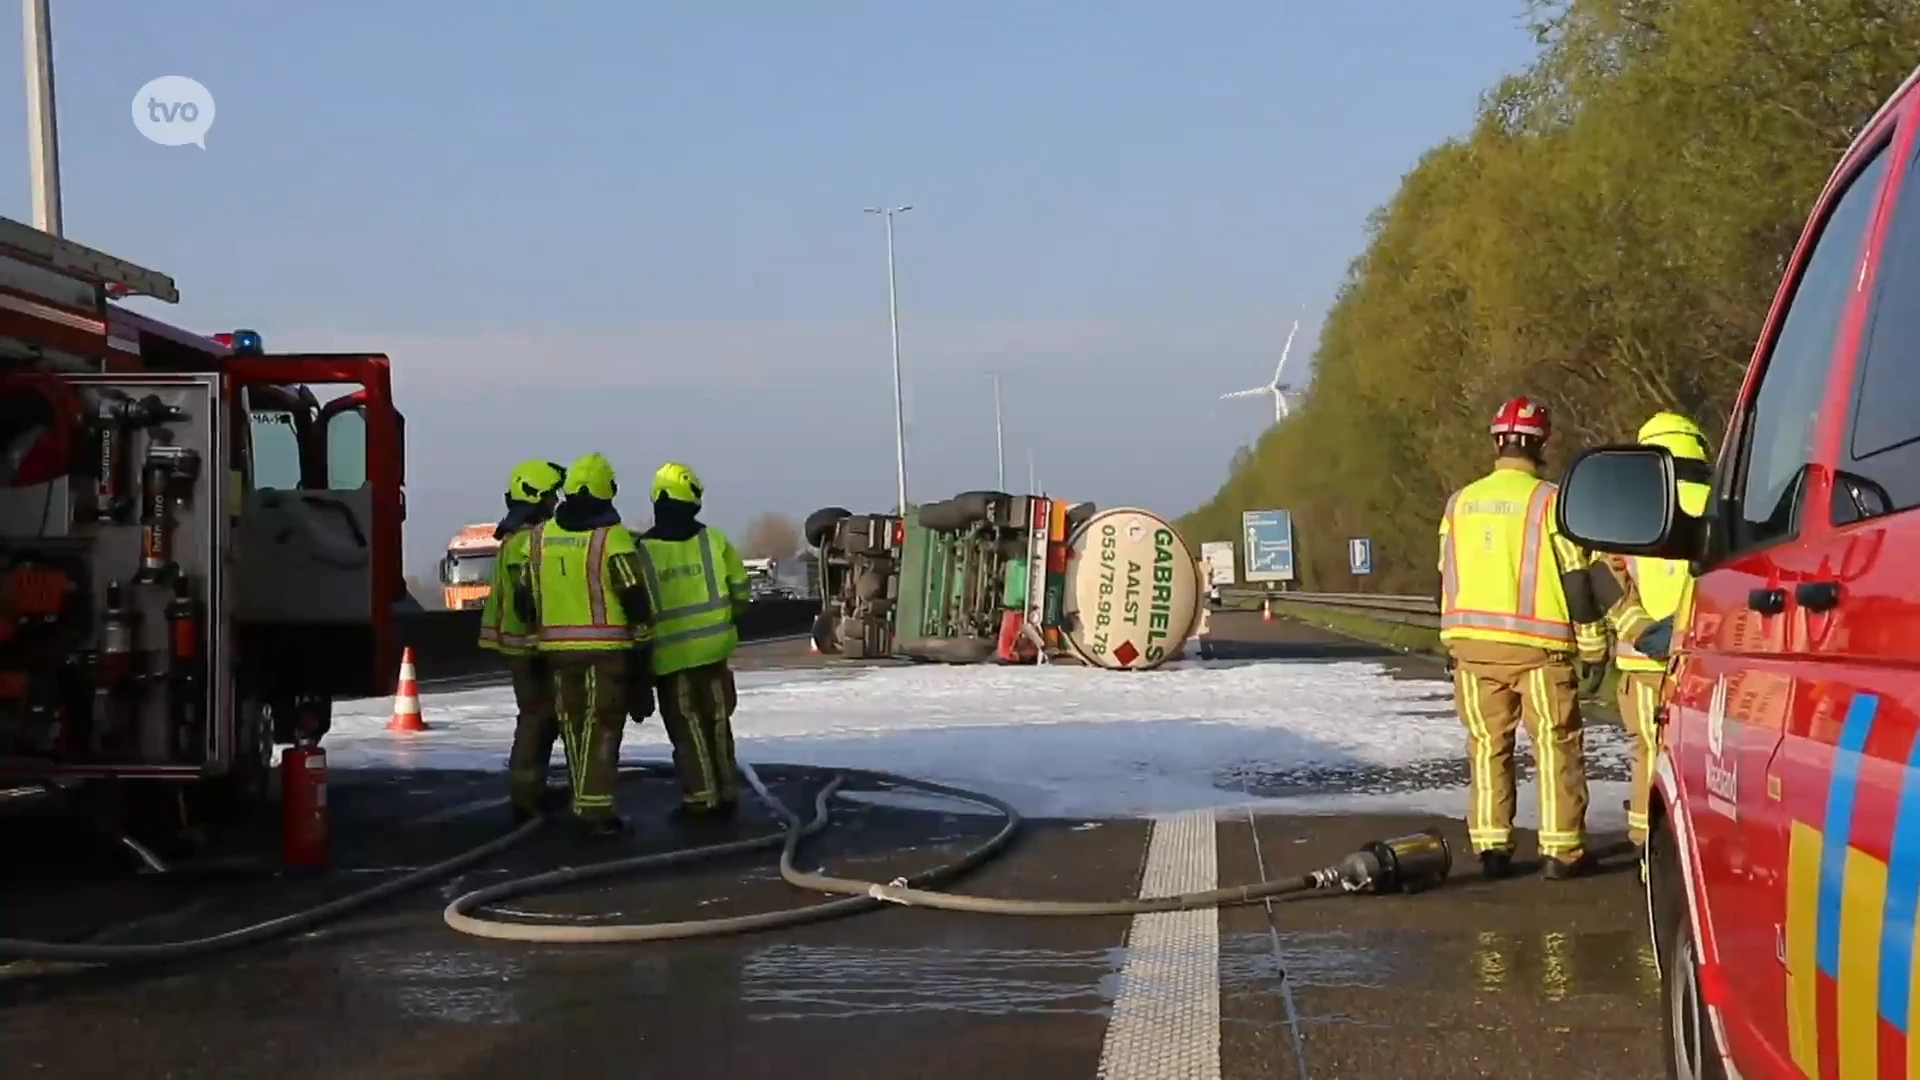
[1489,396,1551,441]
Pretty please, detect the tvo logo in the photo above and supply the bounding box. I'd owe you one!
[131,76,216,148]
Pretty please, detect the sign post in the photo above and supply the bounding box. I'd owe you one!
[1348,537,1373,577]
[1241,510,1296,602]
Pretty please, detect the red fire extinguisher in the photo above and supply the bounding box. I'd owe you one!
[281,736,329,872]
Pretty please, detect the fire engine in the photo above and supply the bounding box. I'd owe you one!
[1555,63,1920,1078]
[0,213,405,832]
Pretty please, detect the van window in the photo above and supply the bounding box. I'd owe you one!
[1840,137,1920,519]
[1727,143,1891,554]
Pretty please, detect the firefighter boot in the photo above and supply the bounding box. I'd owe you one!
[580,814,633,841]
[1479,850,1513,880]
[1542,852,1597,881]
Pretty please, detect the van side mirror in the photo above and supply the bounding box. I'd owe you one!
[1556,445,1702,560]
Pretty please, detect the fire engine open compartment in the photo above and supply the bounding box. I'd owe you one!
[0,373,228,777]
[0,216,405,811]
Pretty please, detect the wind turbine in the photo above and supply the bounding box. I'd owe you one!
[1220,319,1300,424]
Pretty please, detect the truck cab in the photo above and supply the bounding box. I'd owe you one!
[0,216,406,819]
[1555,64,1920,1078]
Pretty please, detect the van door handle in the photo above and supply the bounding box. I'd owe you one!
[1795,581,1842,612]
[1747,588,1787,615]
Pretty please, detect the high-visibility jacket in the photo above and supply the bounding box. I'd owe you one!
[1613,480,1708,671]
[634,526,751,675]
[1437,464,1597,655]
[478,529,535,656]
[524,521,651,652]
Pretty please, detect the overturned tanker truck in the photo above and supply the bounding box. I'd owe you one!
[804,490,1204,670]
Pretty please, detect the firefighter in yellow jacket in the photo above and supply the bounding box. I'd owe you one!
[1439,396,1612,881]
[634,462,753,823]
[1586,412,1714,856]
[478,459,568,823]
[512,452,655,839]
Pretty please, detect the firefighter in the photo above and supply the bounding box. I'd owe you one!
[512,452,655,839]
[1439,396,1613,881]
[1590,412,1715,856]
[635,462,754,822]
[478,458,569,824]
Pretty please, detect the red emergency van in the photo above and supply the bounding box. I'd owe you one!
[1555,64,1920,1078]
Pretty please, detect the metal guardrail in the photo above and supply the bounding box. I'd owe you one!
[1216,588,1441,629]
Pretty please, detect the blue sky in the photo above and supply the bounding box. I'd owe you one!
[1,1,1541,572]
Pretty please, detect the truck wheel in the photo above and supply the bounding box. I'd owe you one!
[1653,824,1726,1080]
[811,612,842,655]
[918,499,977,531]
[198,698,276,824]
[804,507,852,548]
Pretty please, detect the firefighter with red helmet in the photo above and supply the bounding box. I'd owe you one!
[1438,396,1612,880]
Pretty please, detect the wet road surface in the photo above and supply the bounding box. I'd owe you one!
[1,615,1662,1078]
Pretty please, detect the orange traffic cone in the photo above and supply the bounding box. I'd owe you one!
[386,647,428,732]
[1262,598,1273,622]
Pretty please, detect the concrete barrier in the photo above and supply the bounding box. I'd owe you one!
[394,599,818,682]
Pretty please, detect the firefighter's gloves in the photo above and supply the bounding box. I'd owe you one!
[1442,653,1457,679]
[1575,658,1608,698]
[630,681,655,724]
[1635,617,1675,660]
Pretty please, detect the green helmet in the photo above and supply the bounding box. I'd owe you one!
[505,459,567,505]
[651,461,704,506]
[563,452,619,500]
[1636,412,1711,462]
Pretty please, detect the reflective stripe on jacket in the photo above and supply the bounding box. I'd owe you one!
[635,526,751,675]
[527,521,645,651]
[1613,554,1689,670]
[1438,465,1587,653]
[478,529,535,656]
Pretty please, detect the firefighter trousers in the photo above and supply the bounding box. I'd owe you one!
[504,655,560,814]
[658,660,740,812]
[550,651,629,820]
[1616,669,1664,847]
[1452,656,1589,862]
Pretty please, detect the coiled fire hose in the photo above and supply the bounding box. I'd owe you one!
[440,761,1453,942]
[0,761,1450,967]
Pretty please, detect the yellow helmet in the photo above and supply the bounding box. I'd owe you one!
[1636,412,1711,462]
[504,459,566,505]
[562,452,619,500]
[651,462,704,506]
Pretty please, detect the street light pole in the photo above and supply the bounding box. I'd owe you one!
[991,372,1006,491]
[865,205,913,516]
[21,0,63,235]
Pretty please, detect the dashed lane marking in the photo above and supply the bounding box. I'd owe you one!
[1096,808,1221,1080]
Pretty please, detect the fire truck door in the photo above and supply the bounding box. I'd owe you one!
[228,355,401,698]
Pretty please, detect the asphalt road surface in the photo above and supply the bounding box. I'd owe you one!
[0,616,1661,1079]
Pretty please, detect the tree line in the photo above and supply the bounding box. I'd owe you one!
[1178,0,1919,594]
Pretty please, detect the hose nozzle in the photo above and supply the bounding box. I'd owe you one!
[1309,830,1452,895]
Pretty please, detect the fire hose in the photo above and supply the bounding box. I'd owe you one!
[0,762,1451,967]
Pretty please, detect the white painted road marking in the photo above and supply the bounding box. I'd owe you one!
[1096,808,1221,1080]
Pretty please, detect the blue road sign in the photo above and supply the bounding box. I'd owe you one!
[1348,537,1373,576]
[1241,509,1295,583]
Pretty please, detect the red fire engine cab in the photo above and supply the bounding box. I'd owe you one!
[0,213,406,827]
[1556,64,1920,1078]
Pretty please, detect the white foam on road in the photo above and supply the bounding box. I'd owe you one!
[329,658,1631,830]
